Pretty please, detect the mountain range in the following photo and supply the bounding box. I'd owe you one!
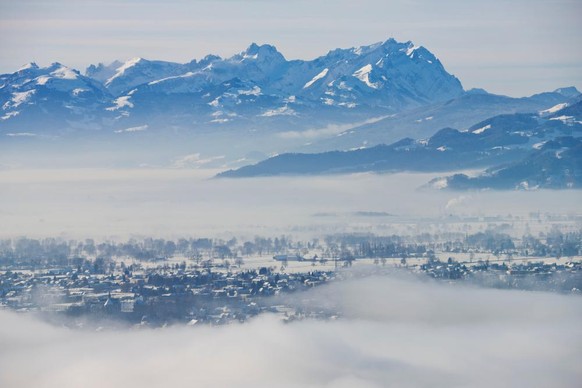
[0,39,463,136]
[1,38,580,189]
[218,99,582,189]
[436,136,582,190]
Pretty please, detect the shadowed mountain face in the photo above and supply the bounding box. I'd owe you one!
[219,101,582,175]
[301,89,581,152]
[439,136,582,190]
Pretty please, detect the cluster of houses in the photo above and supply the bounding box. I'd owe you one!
[0,264,336,327]
[2,254,580,328]
[418,258,582,292]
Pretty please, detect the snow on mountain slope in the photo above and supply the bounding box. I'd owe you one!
[353,64,379,89]
[273,39,463,109]
[0,62,111,131]
[98,58,187,95]
[303,68,329,89]
[539,103,569,116]
[1,39,578,150]
[8,62,108,94]
[85,60,123,83]
[80,39,463,115]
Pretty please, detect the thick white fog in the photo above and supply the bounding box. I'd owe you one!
[0,168,581,239]
[1,275,581,388]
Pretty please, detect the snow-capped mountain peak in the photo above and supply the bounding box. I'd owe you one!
[1,38,475,135]
[105,57,147,85]
[112,57,144,75]
[45,62,81,80]
[85,60,124,82]
[229,43,286,68]
[17,62,39,72]
[237,43,283,59]
[351,41,384,56]
[100,57,186,95]
[0,62,111,130]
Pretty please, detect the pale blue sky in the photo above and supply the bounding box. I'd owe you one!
[1,0,580,96]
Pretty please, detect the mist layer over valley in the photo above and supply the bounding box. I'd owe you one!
[1,275,581,388]
[1,169,581,239]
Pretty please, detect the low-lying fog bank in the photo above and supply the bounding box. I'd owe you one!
[0,169,580,239]
[1,275,581,388]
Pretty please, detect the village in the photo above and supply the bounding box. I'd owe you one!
[1,230,580,328]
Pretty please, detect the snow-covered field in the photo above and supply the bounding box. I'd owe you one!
[117,253,582,277]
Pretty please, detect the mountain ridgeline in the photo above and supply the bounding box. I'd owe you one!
[218,100,582,190]
[0,39,463,135]
[1,38,580,190]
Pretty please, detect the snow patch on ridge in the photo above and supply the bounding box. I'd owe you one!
[72,88,89,96]
[34,65,80,85]
[106,57,143,85]
[35,76,51,85]
[148,72,195,86]
[238,86,262,96]
[4,90,36,109]
[107,96,134,111]
[353,65,379,89]
[549,115,581,125]
[406,45,420,57]
[1,111,20,120]
[240,53,258,61]
[472,124,491,134]
[51,65,78,80]
[261,105,297,117]
[539,103,568,116]
[303,68,329,89]
[17,63,38,72]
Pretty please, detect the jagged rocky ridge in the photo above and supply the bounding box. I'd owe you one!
[0,39,464,135]
[1,38,580,175]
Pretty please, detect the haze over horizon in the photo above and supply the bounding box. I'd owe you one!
[1,0,581,97]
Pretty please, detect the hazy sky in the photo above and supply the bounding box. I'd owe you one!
[0,0,581,96]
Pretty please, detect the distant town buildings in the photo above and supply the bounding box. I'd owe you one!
[1,229,580,328]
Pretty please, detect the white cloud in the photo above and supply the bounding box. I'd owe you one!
[278,116,388,140]
[1,275,581,388]
[445,195,471,210]
[172,153,225,168]
[114,124,148,133]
